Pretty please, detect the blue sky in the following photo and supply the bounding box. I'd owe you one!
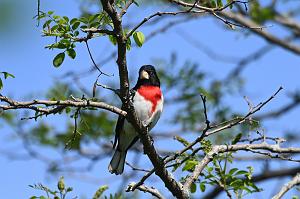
[1,0,300,198]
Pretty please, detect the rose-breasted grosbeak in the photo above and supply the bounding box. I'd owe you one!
[108,65,163,175]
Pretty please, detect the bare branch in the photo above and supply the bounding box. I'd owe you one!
[119,0,134,17]
[220,11,300,55]
[85,41,112,77]
[272,173,300,199]
[65,108,81,149]
[82,28,115,35]
[256,92,300,120]
[127,183,165,199]
[0,95,126,116]
[171,0,265,29]
[127,8,207,39]
[125,161,151,173]
[206,86,283,137]
[171,0,300,55]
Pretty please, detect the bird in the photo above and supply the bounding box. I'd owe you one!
[108,65,163,175]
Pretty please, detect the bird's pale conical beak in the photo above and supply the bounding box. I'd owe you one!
[140,70,149,79]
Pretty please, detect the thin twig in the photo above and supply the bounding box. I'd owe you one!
[65,108,81,149]
[127,183,165,199]
[85,41,111,77]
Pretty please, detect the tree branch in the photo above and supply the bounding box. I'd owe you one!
[272,173,300,199]
[183,142,300,191]
[171,0,300,55]
[100,0,189,198]
[127,183,165,199]
[220,11,300,55]
[0,95,126,116]
[126,10,205,39]
[204,167,300,199]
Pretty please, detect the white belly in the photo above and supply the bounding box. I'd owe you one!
[133,91,163,129]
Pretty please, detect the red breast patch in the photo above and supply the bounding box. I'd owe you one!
[137,85,162,113]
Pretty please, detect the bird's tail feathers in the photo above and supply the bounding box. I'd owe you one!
[108,150,126,175]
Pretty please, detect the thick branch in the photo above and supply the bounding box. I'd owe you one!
[100,0,188,198]
[101,0,129,99]
[126,111,188,198]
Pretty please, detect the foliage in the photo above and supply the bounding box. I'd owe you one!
[0,71,15,90]
[36,9,145,67]
[1,0,300,198]
[29,177,120,199]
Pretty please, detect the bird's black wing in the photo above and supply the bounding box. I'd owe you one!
[113,89,136,149]
[113,108,125,149]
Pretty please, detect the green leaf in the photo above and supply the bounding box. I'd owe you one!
[51,25,59,32]
[57,176,65,191]
[70,18,78,25]
[108,35,117,45]
[174,135,190,147]
[63,16,69,23]
[133,31,145,47]
[2,72,15,79]
[66,187,73,192]
[73,30,79,37]
[89,14,100,23]
[217,0,223,7]
[0,78,3,90]
[133,0,139,6]
[93,185,109,199]
[43,20,52,29]
[182,160,198,171]
[235,170,248,176]
[190,183,196,193]
[211,0,217,8]
[80,25,88,29]
[53,53,65,67]
[228,168,239,176]
[67,49,76,59]
[90,22,100,28]
[227,0,233,9]
[65,107,71,114]
[200,182,206,192]
[126,37,131,50]
[207,167,213,173]
[53,15,60,21]
[230,179,243,188]
[72,21,80,30]
[231,133,242,144]
[79,17,89,24]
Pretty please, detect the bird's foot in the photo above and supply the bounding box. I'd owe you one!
[142,121,152,132]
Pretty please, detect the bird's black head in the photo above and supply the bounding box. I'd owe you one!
[134,65,160,89]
